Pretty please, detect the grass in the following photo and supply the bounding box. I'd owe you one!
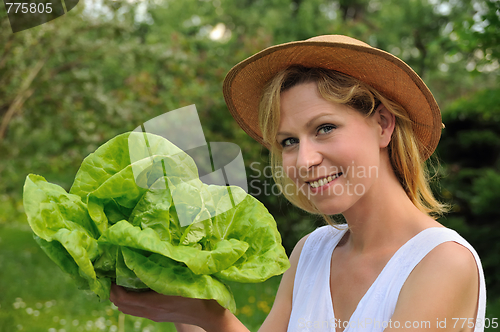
[0,222,280,332]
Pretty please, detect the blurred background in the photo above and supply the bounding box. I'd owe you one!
[1,0,499,331]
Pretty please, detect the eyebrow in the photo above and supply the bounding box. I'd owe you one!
[276,113,334,137]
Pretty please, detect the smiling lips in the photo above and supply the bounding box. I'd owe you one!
[307,173,343,188]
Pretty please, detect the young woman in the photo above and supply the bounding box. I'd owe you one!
[110,35,486,332]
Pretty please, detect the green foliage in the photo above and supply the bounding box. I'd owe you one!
[471,169,500,217]
[439,88,500,172]
[437,87,500,297]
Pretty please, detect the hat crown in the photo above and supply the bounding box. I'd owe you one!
[306,35,372,48]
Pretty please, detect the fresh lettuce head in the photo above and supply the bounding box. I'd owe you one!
[23,132,290,313]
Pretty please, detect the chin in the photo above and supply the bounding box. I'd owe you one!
[311,188,367,216]
[312,199,352,216]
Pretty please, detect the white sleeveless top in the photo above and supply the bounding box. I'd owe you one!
[287,225,487,332]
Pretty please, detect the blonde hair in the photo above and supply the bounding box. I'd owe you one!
[258,66,448,225]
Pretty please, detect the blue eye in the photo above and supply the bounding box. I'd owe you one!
[318,124,336,135]
[281,137,299,147]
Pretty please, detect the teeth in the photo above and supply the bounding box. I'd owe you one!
[309,173,339,188]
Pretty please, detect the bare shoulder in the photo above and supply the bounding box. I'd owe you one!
[274,232,311,300]
[290,233,310,263]
[404,240,479,298]
[388,240,480,332]
[415,240,478,283]
[411,217,478,284]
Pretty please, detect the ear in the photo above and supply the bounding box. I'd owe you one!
[375,104,395,149]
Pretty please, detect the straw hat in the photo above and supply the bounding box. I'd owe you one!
[223,35,443,161]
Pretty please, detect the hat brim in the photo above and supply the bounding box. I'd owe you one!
[223,36,441,161]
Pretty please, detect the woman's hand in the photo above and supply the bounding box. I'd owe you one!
[109,284,249,332]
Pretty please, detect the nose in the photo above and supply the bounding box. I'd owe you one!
[296,139,323,173]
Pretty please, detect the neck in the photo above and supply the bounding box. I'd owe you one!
[341,156,441,254]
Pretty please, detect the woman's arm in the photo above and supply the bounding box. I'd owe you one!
[386,242,480,332]
[174,323,207,332]
[110,285,249,332]
[258,234,309,332]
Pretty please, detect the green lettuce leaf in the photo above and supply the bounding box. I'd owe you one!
[24,174,98,239]
[70,132,197,200]
[121,247,236,313]
[23,174,110,299]
[70,132,200,234]
[206,186,291,283]
[23,131,290,312]
[98,220,249,275]
[33,235,89,290]
[115,248,148,290]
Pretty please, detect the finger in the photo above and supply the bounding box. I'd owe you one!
[109,284,135,305]
[109,284,122,302]
[113,301,170,323]
[113,302,151,319]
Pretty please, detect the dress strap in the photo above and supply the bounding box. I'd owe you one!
[349,227,486,332]
[289,225,348,332]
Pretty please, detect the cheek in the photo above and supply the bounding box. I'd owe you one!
[351,147,381,183]
[282,156,300,182]
[346,131,380,162]
[335,139,380,183]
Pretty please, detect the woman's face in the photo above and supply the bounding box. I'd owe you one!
[277,82,385,215]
